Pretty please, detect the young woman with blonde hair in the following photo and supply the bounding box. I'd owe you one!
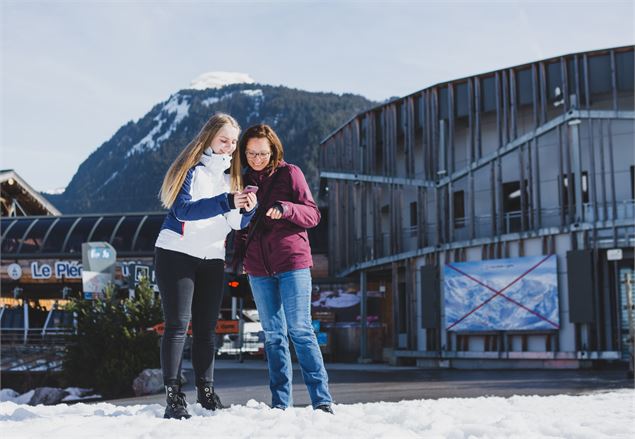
[155,113,257,419]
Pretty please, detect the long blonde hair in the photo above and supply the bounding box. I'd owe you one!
[159,113,242,209]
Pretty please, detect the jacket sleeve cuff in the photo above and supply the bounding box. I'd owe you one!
[275,201,290,218]
[240,202,258,215]
[227,193,236,209]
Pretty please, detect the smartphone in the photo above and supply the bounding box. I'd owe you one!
[243,185,259,194]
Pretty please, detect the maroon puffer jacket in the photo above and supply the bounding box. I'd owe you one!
[238,161,320,277]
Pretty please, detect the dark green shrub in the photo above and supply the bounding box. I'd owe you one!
[62,277,163,399]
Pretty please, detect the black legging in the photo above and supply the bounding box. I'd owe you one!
[155,247,224,386]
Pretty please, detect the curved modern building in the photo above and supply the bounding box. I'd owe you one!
[319,46,634,368]
[0,211,329,300]
[1,213,164,299]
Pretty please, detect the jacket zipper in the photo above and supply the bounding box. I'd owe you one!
[259,234,272,276]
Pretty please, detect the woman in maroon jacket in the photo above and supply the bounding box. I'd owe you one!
[236,124,333,413]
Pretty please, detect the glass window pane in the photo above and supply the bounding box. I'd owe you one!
[133,215,163,252]
[481,76,496,112]
[89,217,119,243]
[438,87,448,119]
[19,218,56,253]
[454,82,468,118]
[566,58,586,102]
[547,62,563,101]
[111,216,144,252]
[616,50,634,91]
[41,218,75,253]
[1,218,17,239]
[516,68,533,106]
[64,217,99,254]
[588,54,611,94]
[1,219,30,254]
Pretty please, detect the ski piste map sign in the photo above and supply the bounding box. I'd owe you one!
[444,254,560,332]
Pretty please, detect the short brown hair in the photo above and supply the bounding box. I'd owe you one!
[238,124,284,174]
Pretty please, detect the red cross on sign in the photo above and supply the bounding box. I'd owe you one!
[445,254,559,331]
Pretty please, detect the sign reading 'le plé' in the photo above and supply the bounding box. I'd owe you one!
[31,261,82,279]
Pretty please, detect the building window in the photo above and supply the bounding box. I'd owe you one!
[453,191,465,228]
[410,202,418,227]
[567,58,586,103]
[561,172,590,215]
[516,68,533,106]
[502,180,528,233]
[416,94,425,130]
[380,204,390,233]
[374,111,383,172]
[547,62,563,103]
[455,82,469,118]
[481,76,496,112]
[588,54,612,95]
[438,87,449,119]
[616,50,634,92]
[503,181,522,213]
[397,102,405,144]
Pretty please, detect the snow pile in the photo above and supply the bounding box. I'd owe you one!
[189,72,255,91]
[1,390,633,438]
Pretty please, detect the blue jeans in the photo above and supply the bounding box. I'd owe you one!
[249,268,332,408]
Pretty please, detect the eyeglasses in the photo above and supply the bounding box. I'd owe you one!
[245,151,272,159]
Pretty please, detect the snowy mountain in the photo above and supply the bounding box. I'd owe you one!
[46,80,374,213]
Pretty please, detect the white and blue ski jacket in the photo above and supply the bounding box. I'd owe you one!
[155,149,255,260]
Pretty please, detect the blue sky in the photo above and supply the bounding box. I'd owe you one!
[2,0,633,191]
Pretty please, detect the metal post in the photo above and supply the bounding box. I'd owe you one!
[23,301,29,345]
[231,297,238,321]
[238,297,245,363]
[626,272,634,378]
[569,95,584,223]
[359,270,370,363]
[438,119,446,175]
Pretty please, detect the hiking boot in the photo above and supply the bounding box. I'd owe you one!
[164,383,191,419]
[315,404,334,414]
[197,383,225,411]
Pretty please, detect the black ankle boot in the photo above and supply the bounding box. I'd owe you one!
[197,382,224,410]
[164,383,191,419]
[315,404,334,414]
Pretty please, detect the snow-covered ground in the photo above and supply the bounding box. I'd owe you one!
[1,390,633,438]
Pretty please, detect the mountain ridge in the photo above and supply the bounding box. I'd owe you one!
[45,83,375,213]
